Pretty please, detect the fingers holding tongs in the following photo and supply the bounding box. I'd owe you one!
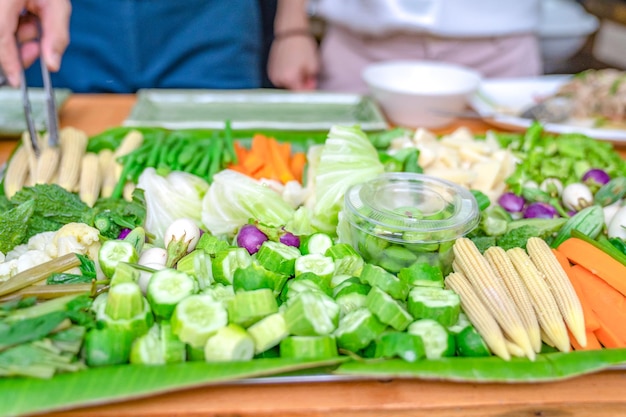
[17,11,61,185]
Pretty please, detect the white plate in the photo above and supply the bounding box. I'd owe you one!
[124,89,388,131]
[469,75,626,142]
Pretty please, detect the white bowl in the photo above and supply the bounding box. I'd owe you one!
[362,61,481,129]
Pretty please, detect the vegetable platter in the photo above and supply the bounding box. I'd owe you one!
[2,118,626,417]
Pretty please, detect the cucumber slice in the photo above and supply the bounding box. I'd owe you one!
[373,331,425,362]
[247,312,289,354]
[147,268,197,320]
[110,262,141,287]
[280,335,338,360]
[211,247,252,285]
[447,311,472,335]
[335,285,369,317]
[256,241,301,276]
[378,245,418,274]
[204,324,255,362]
[294,254,335,281]
[284,291,339,336]
[227,288,279,328]
[232,262,274,293]
[407,287,461,327]
[334,307,386,352]
[130,321,186,365]
[93,291,154,340]
[84,326,134,367]
[99,240,139,278]
[201,283,235,308]
[407,319,456,360]
[293,271,333,296]
[104,282,145,321]
[325,243,364,276]
[171,294,228,348]
[330,274,355,289]
[366,286,413,331]
[455,325,491,357]
[300,233,333,255]
[398,262,444,288]
[176,250,213,290]
[359,264,409,300]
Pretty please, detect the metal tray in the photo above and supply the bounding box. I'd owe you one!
[124,89,388,131]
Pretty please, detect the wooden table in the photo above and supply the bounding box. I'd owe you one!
[3,94,626,417]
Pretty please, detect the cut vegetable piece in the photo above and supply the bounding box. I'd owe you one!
[176,250,213,290]
[455,326,491,357]
[171,294,228,348]
[300,233,334,255]
[398,262,444,288]
[557,237,626,297]
[447,311,472,335]
[227,288,279,328]
[130,321,186,365]
[366,286,413,331]
[334,282,370,317]
[293,271,332,296]
[359,264,409,300]
[232,262,274,293]
[325,243,364,276]
[98,240,139,279]
[147,268,197,320]
[453,238,534,359]
[279,335,338,360]
[527,237,586,348]
[444,272,510,361]
[373,331,425,362]
[256,240,301,276]
[246,312,289,354]
[84,326,134,367]
[204,324,255,362]
[484,246,542,353]
[406,287,460,327]
[565,265,601,331]
[104,282,145,321]
[284,291,339,336]
[211,247,252,285]
[294,254,335,281]
[334,307,386,352]
[407,319,455,360]
[570,328,602,351]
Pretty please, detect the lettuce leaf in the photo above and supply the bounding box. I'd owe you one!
[201,170,295,236]
[306,125,384,234]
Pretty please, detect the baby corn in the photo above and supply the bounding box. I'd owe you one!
[526,237,587,348]
[79,153,102,207]
[34,145,61,184]
[485,246,542,353]
[507,247,570,353]
[453,238,535,360]
[57,127,88,191]
[445,272,510,361]
[3,145,30,198]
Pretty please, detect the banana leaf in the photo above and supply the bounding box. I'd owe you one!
[0,357,347,417]
[334,349,626,383]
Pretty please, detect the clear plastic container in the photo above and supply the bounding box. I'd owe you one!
[342,172,480,274]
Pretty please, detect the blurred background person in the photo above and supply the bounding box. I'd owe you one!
[269,0,543,94]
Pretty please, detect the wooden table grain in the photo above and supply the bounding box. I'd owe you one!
[2,94,626,417]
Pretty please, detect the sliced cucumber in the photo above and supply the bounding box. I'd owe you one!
[325,243,364,276]
[99,240,139,278]
[232,262,274,293]
[407,319,455,360]
[407,287,461,327]
[284,291,339,336]
[211,247,252,285]
[366,286,413,331]
[176,249,213,290]
[256,241,301,276]
[359,264,409,300]
[171,294,228,348]
[455,325,491,357]
[300,233,333,255]
[293,271,333,296]
[280,335,338,360]
[110,262,141,287]
[294,254,335,281]
[247,312,289,354]
[201,283,235,308]
[204,324,255,362]
[334,307,386,352]
[447,311,472,335]
[104,282,145,321]
[398,262,444,288]
[147,268,197,320]
[373,331,425,362]
[227,288,279,327]
[130,321,186,365]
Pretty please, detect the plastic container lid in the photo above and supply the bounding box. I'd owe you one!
[344,172,480,244]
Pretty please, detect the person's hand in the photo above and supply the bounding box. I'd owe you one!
[0,0,71,87]
[268,35,319,91]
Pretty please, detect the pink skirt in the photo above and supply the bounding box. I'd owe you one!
[318,25,543,94]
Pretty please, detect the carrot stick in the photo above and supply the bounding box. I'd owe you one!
[566,264,602,331]
[267,138,295,184]
[289,152,307,184]
[595,326,626,349]
[557,237,626,297]
[233,142,249,162]
[551,248,571,271]
[570,328,602,351]
[570,264,626,345]
[277,141,291,162]
[242,153,265,175]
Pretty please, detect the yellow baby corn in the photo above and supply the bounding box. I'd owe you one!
[526,237,587,348]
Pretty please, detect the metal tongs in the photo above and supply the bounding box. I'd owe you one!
[16,11,60,156]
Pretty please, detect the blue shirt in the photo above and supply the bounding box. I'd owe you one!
[27,0,263,93]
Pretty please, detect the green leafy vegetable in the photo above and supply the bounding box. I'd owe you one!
[0,199,34,254]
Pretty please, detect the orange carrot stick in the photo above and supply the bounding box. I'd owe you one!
[570,329,602,351]
[289,152,307,184]
[557,237,626,297]
[267,138,295,184]
[595,326,626,349]
[566,264,602,331]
